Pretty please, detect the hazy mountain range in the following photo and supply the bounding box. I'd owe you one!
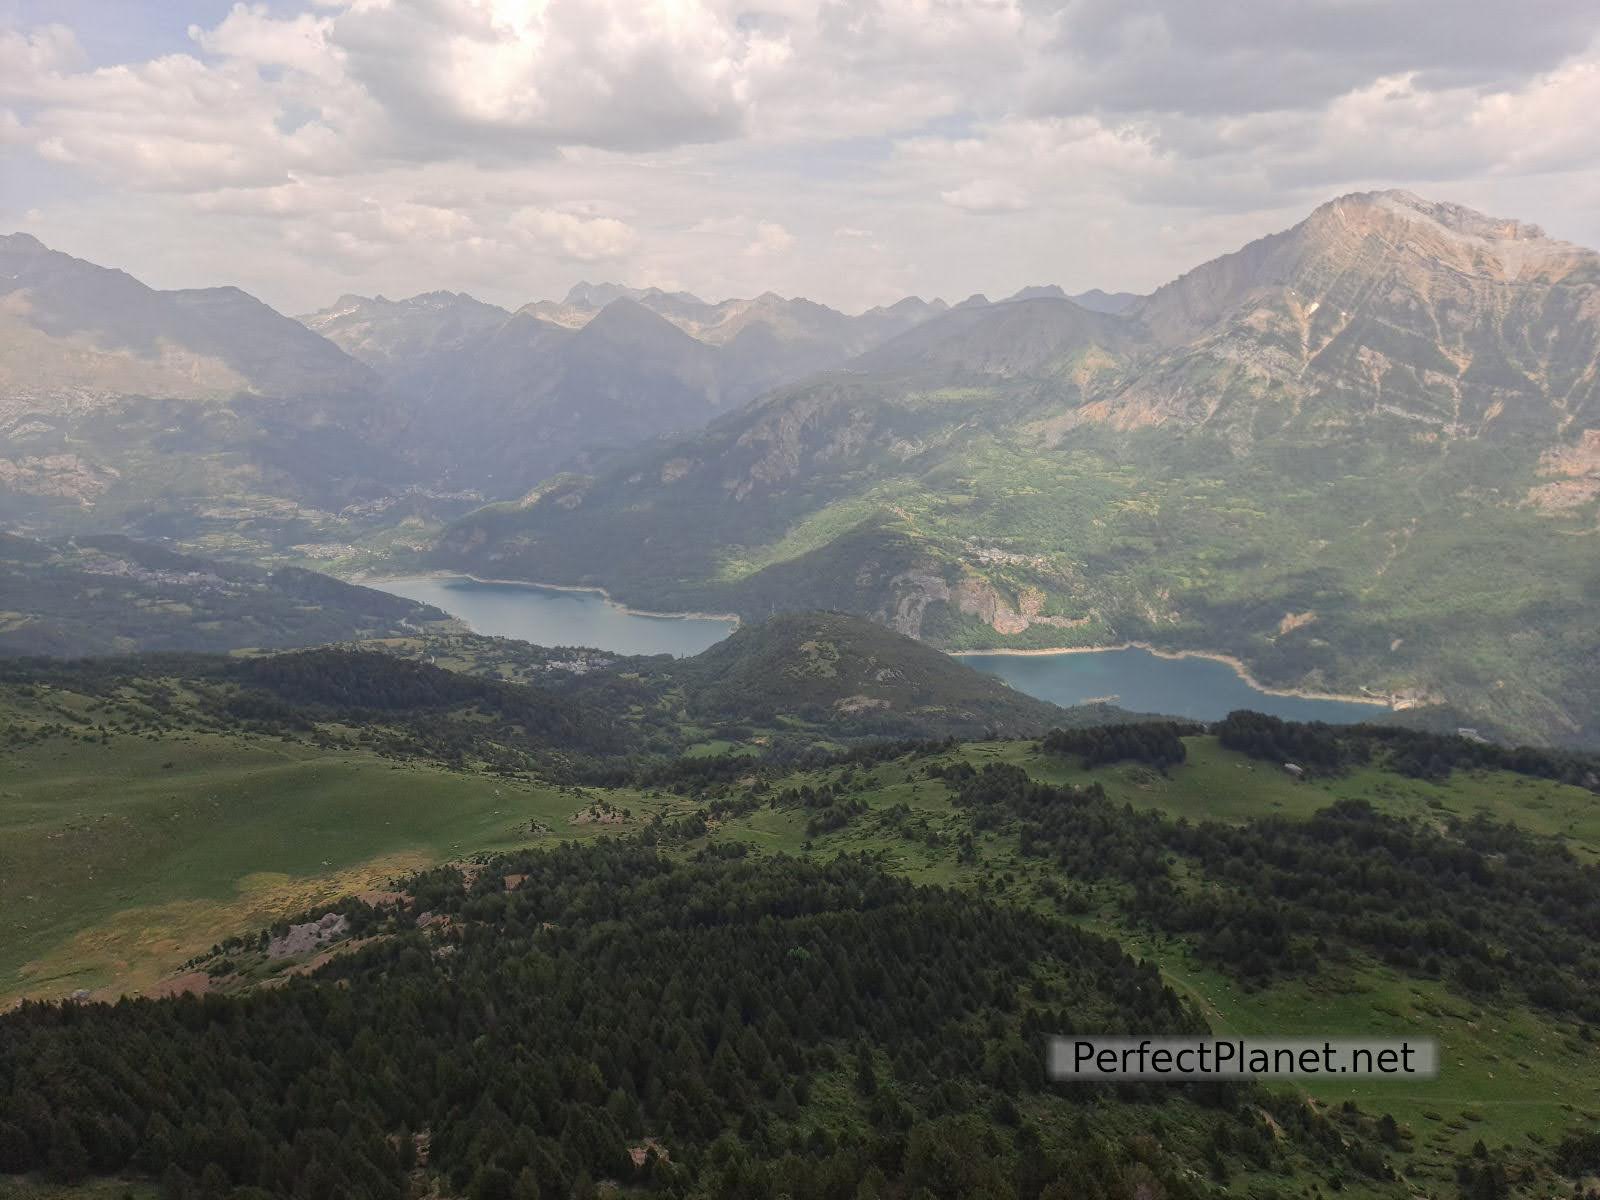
[433,191,1600,745]
[0,225,1119,524]
[299,280,1123,492]
[4,190,1598,744]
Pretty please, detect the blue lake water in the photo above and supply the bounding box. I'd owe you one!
[377,576,1387,723]
[958,647,1386,724]
[376,576,736,658]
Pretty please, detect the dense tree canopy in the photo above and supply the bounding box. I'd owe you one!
[0,842,1410,1199]
[942,762,1600,1017]
[1040,721,1200,769]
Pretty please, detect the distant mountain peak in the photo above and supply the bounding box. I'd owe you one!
[1135,188,1595,345]
[1335,188,1548,242]
[1067,288,1141,315]
[875,295,946,314]
[1001,285,1142,315]
[562,281,708,309]
[1007,284,1066,301]
[1,230,47,251]
[578,295,698,343]
[1,232,374,404]
[587,294,658,320]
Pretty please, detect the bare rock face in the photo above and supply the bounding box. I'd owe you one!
[1102,190,1600,440]
[267,913,349,959]
[1528,428,1600,511]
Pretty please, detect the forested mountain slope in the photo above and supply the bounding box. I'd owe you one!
[0,842,1406,1199]
[0,610,1089,775]
[4,725,1597,1196]
[626,611,1083,737]
[0,533,448,656]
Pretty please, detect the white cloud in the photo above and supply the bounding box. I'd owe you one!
[745,220,795,256]
[330,0,787,154]
[2,0,1598,314]
[0,108,27,145]
[1309,60,1600,181]
[11,44,353,191]
[191,5,343,81]
[512,207,638,261]
[940,178,1028,213]
[0,23,83,86]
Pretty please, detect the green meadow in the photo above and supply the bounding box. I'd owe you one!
[0,732,662,1003]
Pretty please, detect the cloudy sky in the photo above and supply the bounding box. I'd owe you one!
[3,0,1598,315]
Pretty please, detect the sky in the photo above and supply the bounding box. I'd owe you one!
[3,0,1599,316]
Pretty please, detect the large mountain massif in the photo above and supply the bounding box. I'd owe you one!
[0,231,402,546]
[4,191,1597,744]
[0,232,961,547]
[435,192,1600,746]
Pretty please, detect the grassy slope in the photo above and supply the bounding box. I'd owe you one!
[988,736,1600,859]
[0,616,1127,1004]
[3,724,1596,1193]
[0,732,662,1002]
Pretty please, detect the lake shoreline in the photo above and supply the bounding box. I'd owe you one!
[364,573,1389,713]
[359,571,745,627]
[949,641,1392,710]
